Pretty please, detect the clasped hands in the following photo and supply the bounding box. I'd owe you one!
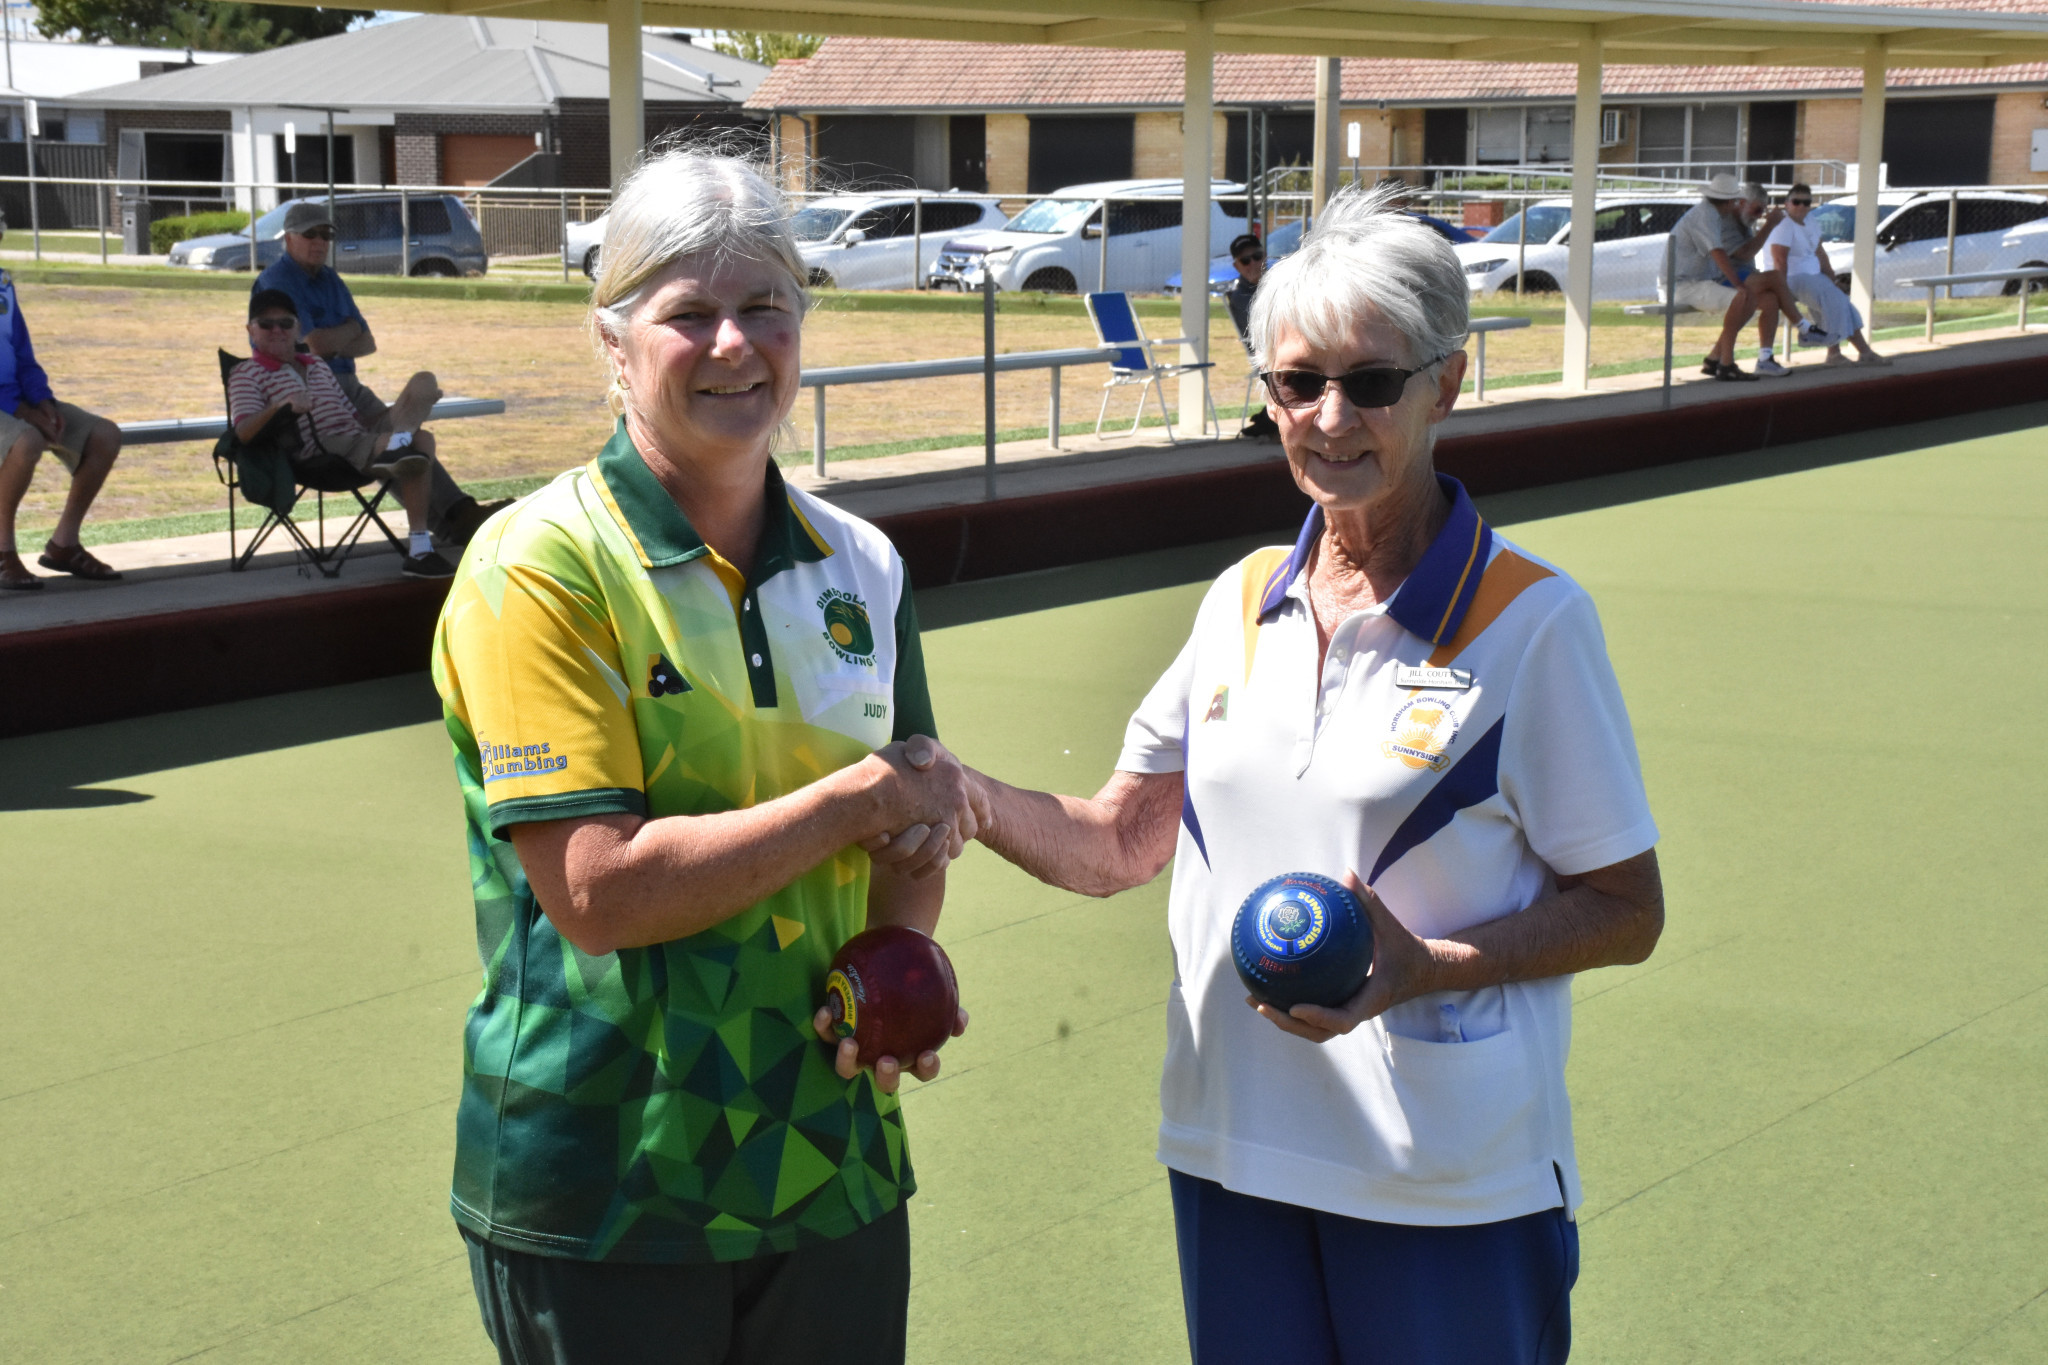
[854,734,987,880]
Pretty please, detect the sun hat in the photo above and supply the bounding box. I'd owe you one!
[1702,173,1743,201]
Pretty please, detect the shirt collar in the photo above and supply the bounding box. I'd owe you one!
[591,418,834,575]
[1258,473,1492,647]
[249,349,319,372]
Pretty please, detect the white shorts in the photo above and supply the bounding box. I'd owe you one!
[1674,279,1740,314]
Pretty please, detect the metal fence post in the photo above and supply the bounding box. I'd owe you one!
[559,189,569,283]
[911,194,923,291]
[1475,329,1488,402]
[983,272,998,500]
[399,187,410,276]
[1098,198,1110,293]
[1048,366,1061,448]
[24,107,39,260]
[97,183,108,264]
[813,387,827,478]
[1944,190,1958,301]
[1661,231,1678,409]
[1516,190,1528,296]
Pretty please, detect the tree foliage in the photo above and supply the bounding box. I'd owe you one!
[34,1,370,53]
[710,31,824,66]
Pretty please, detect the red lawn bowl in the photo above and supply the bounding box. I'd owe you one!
[824,926,960,1068]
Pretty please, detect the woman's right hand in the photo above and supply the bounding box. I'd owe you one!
[859,736,981,878]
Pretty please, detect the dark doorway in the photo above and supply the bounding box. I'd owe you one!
[1883,97,1995,187]
[1423,108,1470,176]
[949,115,986,192]
[816,114,918,188]
[1027,115,1134,193]
[272,132,356,192]
[142,131,226,185]
[1747,101,1797,185]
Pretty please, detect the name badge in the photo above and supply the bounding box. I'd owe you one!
[1394,665,1473,691]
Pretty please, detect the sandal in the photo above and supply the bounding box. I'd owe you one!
[38,540,123,581]
[1,549,44,590]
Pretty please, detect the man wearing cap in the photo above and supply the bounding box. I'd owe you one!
[1661,173,1811,383]
[0,215,125,590]
[1223,233,1279,441]
[253,200,505,544]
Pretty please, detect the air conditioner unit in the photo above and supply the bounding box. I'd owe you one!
[1600,109,1628,148]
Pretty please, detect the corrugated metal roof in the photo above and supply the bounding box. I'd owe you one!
[74,16,766,111]
[746,36,2048,110]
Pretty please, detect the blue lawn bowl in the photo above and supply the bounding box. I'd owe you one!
[1231,872,1374,1011]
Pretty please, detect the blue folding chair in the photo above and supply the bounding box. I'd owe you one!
[1084,291,1219,444]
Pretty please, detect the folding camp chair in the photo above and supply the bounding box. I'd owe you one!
[1083,291,1220,444]
[209,349,404,576]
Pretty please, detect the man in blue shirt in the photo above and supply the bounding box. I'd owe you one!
[254,200,505,545]
[0,217,125,590]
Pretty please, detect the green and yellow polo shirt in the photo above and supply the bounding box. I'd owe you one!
[431,421,936,1263]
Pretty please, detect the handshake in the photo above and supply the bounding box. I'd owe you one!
[852,734,988,880]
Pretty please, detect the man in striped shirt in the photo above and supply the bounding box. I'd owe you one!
[229,288,456,578]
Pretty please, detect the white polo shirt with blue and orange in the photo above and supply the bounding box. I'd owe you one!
[1118,473,1658,1227]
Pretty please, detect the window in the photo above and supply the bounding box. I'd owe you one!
[407,199,452,236]
[1479,204,1571,245]
[334,200,401,243]
[921,201,988,233]
[790,206,850,242]
[848,204,915,239]
[1636,104,1743,176]
[1108,200,1181,235]
[1642,203,1690,234]
[1474,107,1522,164]
[1956,197,2048,236]
[816,116,918,189]
[1006,198,1098,235]
[1880,203,1949,246]
[1525,107,1574,163]
[1590,206,1636,242]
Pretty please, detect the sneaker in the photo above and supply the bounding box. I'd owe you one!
[370,450,429,480]
[1714,362,1760,382]
[1795,319,1824,345]
[1753,357,1790,378]
[401,550,456,580]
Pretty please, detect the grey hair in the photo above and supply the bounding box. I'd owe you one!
[1246,181,1469,376]
[588,142,811,414]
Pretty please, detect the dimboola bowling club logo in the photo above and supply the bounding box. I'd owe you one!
[816,588,875,665]
[1382,696,1460,771]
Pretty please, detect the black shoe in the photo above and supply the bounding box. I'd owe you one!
[1713,362,1759,382]
[435,495,514,548]
[1700,355,1721,376]
[401,550,456,579]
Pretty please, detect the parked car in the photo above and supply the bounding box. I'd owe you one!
[1808,190,2048,297]
[1165,210,1477,294]
[930,179,1248,294]
[167,193,487,276]
[1453,196,1693,299]
[564,213,605,279]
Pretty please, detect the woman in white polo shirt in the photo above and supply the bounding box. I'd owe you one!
[1765,184,1889,367]
[949,184,1664,1364]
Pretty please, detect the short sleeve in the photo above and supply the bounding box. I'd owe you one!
[436,558,649,837]
[1498,591,1659,877]
[226,362,264,425]
[890,579,937,744]
[1116,631,1198,774]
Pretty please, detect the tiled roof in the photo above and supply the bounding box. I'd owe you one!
[745,37,2048,110]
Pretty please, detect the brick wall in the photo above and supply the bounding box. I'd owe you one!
[1132,112,1179,179]
[1798,97,1863,170]
[985,113,1030,198]
[1989,91,2048,185]
[776,114,812,192]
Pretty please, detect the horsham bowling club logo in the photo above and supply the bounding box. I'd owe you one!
[1382,696,1461,771]
[817,588,876,665]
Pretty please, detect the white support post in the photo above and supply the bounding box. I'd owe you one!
[1852,40,1886,325]
[1562,41,1602,392]
[1181,24,1215,432]
[607,0,644,188]
[1310,58,1341,218]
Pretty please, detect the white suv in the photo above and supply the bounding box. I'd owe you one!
[930,178,1248,294]
[1808,191,2048,297]
[1453,196,1693,300]
[794,194,1007,290]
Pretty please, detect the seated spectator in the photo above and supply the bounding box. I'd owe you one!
[254,200,503,545]
[0,216,125,590]
[1222,233,1278,440]
[1663,174,1813,382]
[1735,182,1814,379]
[1766,184,1889,368]
[229,289,460,579]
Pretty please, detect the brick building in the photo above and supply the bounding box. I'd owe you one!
[75,15,767,212]
[747,37,2048,201]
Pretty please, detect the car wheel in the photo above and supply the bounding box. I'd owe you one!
[582,247,600,280]
[1023,267,1077,294]
[2003,265,2048,296]
[1517,271,1559,294]
[410,259,459,278]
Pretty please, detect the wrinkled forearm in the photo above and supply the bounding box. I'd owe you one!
[1423,849,1664,992]
[973,768,1180,898]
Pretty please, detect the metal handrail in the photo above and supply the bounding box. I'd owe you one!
[119,396,506,446]
[1899,267,2048,338]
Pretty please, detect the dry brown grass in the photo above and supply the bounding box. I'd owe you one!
[7,279,1973,530]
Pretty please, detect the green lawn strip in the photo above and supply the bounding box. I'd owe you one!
[8,260,594,304]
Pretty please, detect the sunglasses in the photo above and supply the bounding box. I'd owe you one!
[1260,356,1448,411]
[1235,251,1265,265]
[251,316,296,331]
[297,227,336,241]
[1787,198,1813,206]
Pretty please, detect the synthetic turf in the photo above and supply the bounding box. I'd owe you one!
[0,403,2042,1363]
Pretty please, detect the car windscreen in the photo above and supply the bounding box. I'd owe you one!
[791,206,852,242]
[1005,199,1097,235]
[252,203,296,239]
[1807,202,1856,242]
[1480,206,1571,244]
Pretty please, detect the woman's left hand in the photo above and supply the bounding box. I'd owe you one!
[811,1004,970,1094]
[1252,871,1445,1044]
